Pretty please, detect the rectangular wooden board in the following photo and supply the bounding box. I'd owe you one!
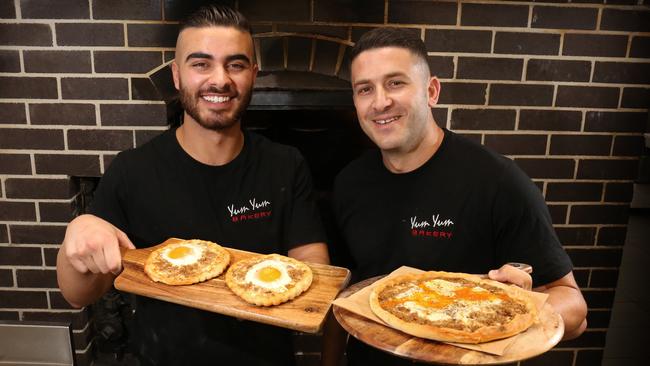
[114,240,351,333]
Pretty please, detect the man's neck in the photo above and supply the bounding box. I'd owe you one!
[381,123,444,174]
[176,117,244,166]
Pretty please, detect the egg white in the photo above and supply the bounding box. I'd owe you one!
[245,259,292,291]
[161,244,203,266]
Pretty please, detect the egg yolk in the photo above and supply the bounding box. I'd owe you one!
[257,266,281,282]
[168,246,192,259]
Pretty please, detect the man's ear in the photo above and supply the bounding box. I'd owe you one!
[171,61,180,91]
[427,76,441,108]
[251,63,259,84]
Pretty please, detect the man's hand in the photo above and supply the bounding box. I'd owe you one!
[487,264,532,290]
[62,214,135,275]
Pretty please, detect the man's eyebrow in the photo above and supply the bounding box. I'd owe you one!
[225,54,251,64]
[185,52,213,62]
[352,72,407,88]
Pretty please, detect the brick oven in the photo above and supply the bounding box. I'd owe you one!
[1,1,649,365]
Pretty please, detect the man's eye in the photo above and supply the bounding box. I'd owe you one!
[356,87,371,95]
[192,62,208,69]
[388,80,404,87]
[228,63,245,71]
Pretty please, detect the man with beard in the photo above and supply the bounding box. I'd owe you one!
[56,5,328,366]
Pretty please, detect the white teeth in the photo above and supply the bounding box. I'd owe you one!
[375,116,399,125]
[202,95,230,103]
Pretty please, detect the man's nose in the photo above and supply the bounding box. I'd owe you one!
[372,88,392,111]
[207,66,232,90]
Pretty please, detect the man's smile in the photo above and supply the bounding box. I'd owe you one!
[373,115,401,125]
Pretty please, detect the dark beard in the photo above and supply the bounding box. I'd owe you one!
[178,83,252,131]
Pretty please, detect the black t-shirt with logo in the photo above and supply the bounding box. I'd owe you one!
[333,128,572,286]
[91,128,325,366]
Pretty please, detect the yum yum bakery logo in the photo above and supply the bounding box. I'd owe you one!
[227,198,272,223]
[410,214,454,239]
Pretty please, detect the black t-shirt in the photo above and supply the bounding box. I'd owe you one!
[333,129,573,366]
[90,128,326,366]
[333,128,572,286]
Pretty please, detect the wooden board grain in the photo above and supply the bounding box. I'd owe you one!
[114,239,350,333]
[333,277,564,365]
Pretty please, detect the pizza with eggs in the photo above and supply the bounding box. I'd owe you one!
[369,271,538,344]
[225,254,313,306]
[144,239,230,286]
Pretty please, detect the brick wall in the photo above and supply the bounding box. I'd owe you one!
[1,1,649,365]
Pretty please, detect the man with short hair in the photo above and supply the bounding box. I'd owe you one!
[331,28,587,365]
[57,5,328,366]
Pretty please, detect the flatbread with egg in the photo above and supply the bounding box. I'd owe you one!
[369,271,537,344]
[225,254,313,306]
[144,239,230,285]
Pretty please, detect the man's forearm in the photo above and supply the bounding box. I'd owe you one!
[541,285,588,340]
[56,248,114,308]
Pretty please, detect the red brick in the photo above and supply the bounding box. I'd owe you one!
[10,224,66,244]
[461,4,528,27]
[585,111,647,133]
[612,135,644,157]
[555,227,596,246]
[519,110,582,131]
[457,57,523,81]
[49,291,76,310]
[277,24,348,40]
[132,78,163,101]
[548,204,568,225]
[577,159,638,180]
[94,51,162,73]
[0,77,58,99]
[630,36,650,58]
[24,50,92,73]
[0,24,52,46]
[0,246,42,265]
[34,154,101,176]
[514,158,575,179]
[532,6,598,30]
[127,23,178,47]
[563,34,628,57]
[438,82,486,105]
[100,104,167,126]
[135,129,165,147]
[598,227,627,246]
[0,154,32,174]
[39,202,74,223]
[604,182,633,203]
[549,135,612,156]
[22,310,89,330]
[61,78,128,100]
[314,0,383,23]
[621,88,650,108]
[164,0,235,21]
[0,225,7,243]
[0,269,12,287]
[494,32,560,55]
[313,40,340,76]
[5,178,77,199]
[593,62,650,85]
[0,1,15,18]
[0,290,48,308]
[389,1,457,25]
[556,86,619,109]
[490,84,554,106]
[29,103,96,126]
[526,59,591,82]
[0,202,37,221]
[21,0,89,19]
[600,9,650,32]
[546,182,603,202]
[570,204,629,225]
[0,128,64,149]
[242,0,310,22]
[425,29,492,53]
[484,134,548,155]
[0,103,26,124]
[67,129,133,151]
[450,109,516,130]
[427,56,454,79]
[56,23,124,46]
[92,0,161,20]
[16,269,58,288]
[0,50,20,72]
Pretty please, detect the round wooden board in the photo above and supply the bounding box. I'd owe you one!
[333,276,564,365]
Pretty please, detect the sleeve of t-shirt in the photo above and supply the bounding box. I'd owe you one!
[283,150,327,250]
[88,152,130,233]
[492,161,573,287]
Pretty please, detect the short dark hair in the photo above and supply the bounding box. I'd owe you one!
[179,4,251,34]
[350,28,428,67]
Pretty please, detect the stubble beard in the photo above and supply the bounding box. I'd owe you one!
[178,82,253,131]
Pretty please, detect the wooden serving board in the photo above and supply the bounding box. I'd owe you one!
[114,240,350,333]
[333,277,564,365]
